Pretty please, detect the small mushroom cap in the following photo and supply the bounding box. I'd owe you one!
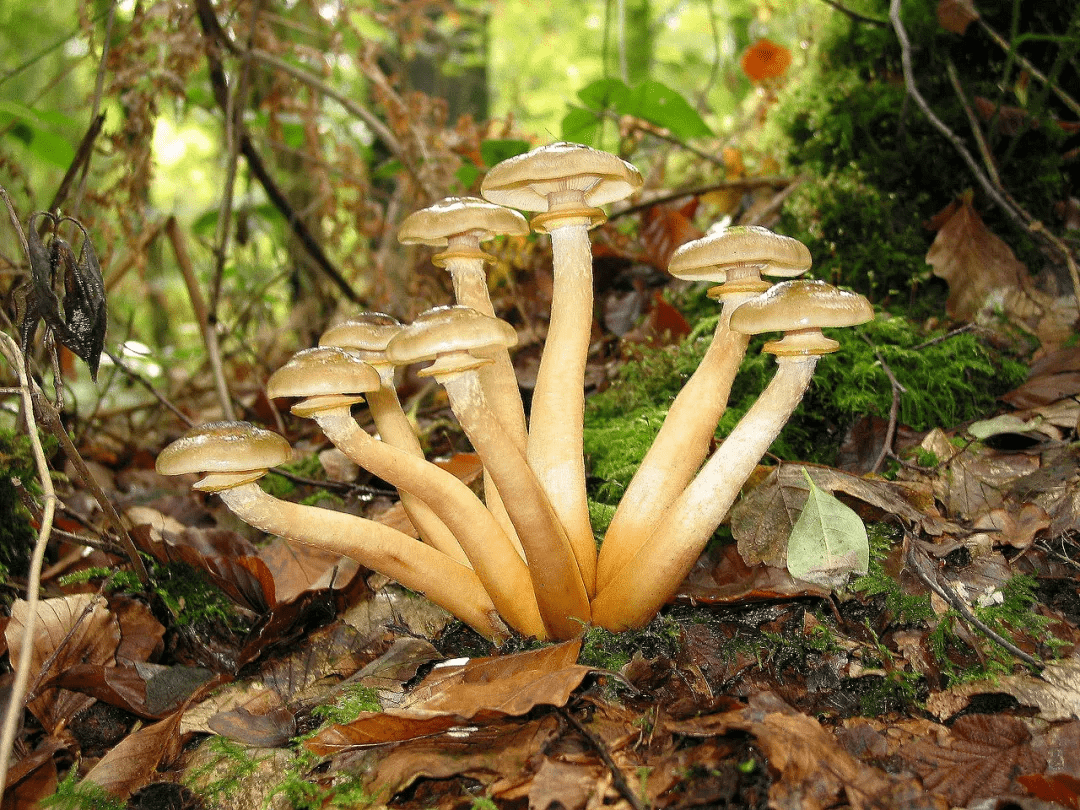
[266,347,382,400]
[319,313,402,356]
[729,280,873,354]
[480,142,643,211]
[398,197,529,247]
[156,421,291,477]
[668,226,812,283]
[386,305,518,367]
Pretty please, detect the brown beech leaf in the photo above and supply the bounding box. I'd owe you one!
[927,654,1080,722]
[925,192,1029,321]
[937,0,979,35]
[305,640,587,754]
[667,692,943,810]
[640,198,703,271]
[898,714,1045,806]
[5,595,119,733]
[82,710,187,799]
[679,542,830,604]
[257,536,360,606]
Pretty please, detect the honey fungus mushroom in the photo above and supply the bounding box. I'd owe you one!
[592,281,873,631]
[156,420,509,640]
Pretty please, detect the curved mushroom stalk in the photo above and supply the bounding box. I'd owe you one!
[481,144,643,597]
[596,227,811,592]
[439,369,590,640]
[310,407,547,639]
[387,307,591,639]
[592,280,873,631]
[590,356,819,631]
[219,482,509,641]
[267,346,545,637]
[156,420,508,641]
[320,318,471,566]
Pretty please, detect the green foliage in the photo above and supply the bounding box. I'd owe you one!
[58,566,142,593]
[786,468,869,586]
[770,0,1075,307]
[584,314,1026,504]
[563,77,713,145]
[186,736,262,805]
[150,561,252,633]
[851,525,934,626]
[41,770,125,810]
[579,613,682,672]
[311,685,381,725]
[930,574,1068,681]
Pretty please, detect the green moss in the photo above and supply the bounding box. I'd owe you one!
[260,452,327,499]
[58,566,142,593]
[150,561,252,633]
[311,684,381,725]
[578,613,682,672]
[851,525,934,626]
[186,736,263,804]
[584,315,1027,503]
[41,771,125,810]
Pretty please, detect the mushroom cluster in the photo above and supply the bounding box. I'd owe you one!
[157,142,873,642]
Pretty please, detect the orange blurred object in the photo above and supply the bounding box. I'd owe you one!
[740,38,792,82]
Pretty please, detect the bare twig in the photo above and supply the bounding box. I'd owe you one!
[911,323,978,351]
[975,18,1080,119]
[862,334,907,475]
[817,0,888,27]
[946,59,1002,190]
[558,707,647,810]
[0,333,59,791]
[905,537,1043,670]
[889,0,1080,314]
[102,346,194,427]
[609,177,794,221]
[45,113,105,217]
[192,0,361,304]
[165,216,235,421]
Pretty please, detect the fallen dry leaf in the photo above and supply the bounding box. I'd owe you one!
[83,710,187,799]
[925,192,1029,321]
[898,713,1044,806]
[927,654,1080,721]
[937,0,979,35]
[5,595,119,734]
[667,691,943,810]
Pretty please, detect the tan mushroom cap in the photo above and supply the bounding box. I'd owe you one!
[156,420,292,477]
[319,313,402,356]
[266,347,382,400]
[668,226,812,284]
[398,197,529,247]
[480,142,643,212]
[386,306,518,370]
[729,280,874,355]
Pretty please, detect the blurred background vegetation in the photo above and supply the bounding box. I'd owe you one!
[0,0,1076,456]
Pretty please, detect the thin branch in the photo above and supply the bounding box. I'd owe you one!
[45,113,105,217]
[946,59,1002,190]
[610,177,794,221]
[0,333,59,791]
[862,334,907,475]
[558,707,647,810]
[165,217,235,421]
[905,538,1043,671]
[911,323,978,351]
[192,0,361,304]
[817,0,888,27]
[102,347,194,427]
[976,18,1080,119]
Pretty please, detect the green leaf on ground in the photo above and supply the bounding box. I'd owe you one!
[786,468,869,588]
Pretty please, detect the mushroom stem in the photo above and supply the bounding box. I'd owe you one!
[527,217,598,596]
[217,482,509,641]
[591,356,819,631]
[438,241,529,557]
[364,383,472,566]
[310,407,546,638]
[595,305,751,591]
[439,369,590,640]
